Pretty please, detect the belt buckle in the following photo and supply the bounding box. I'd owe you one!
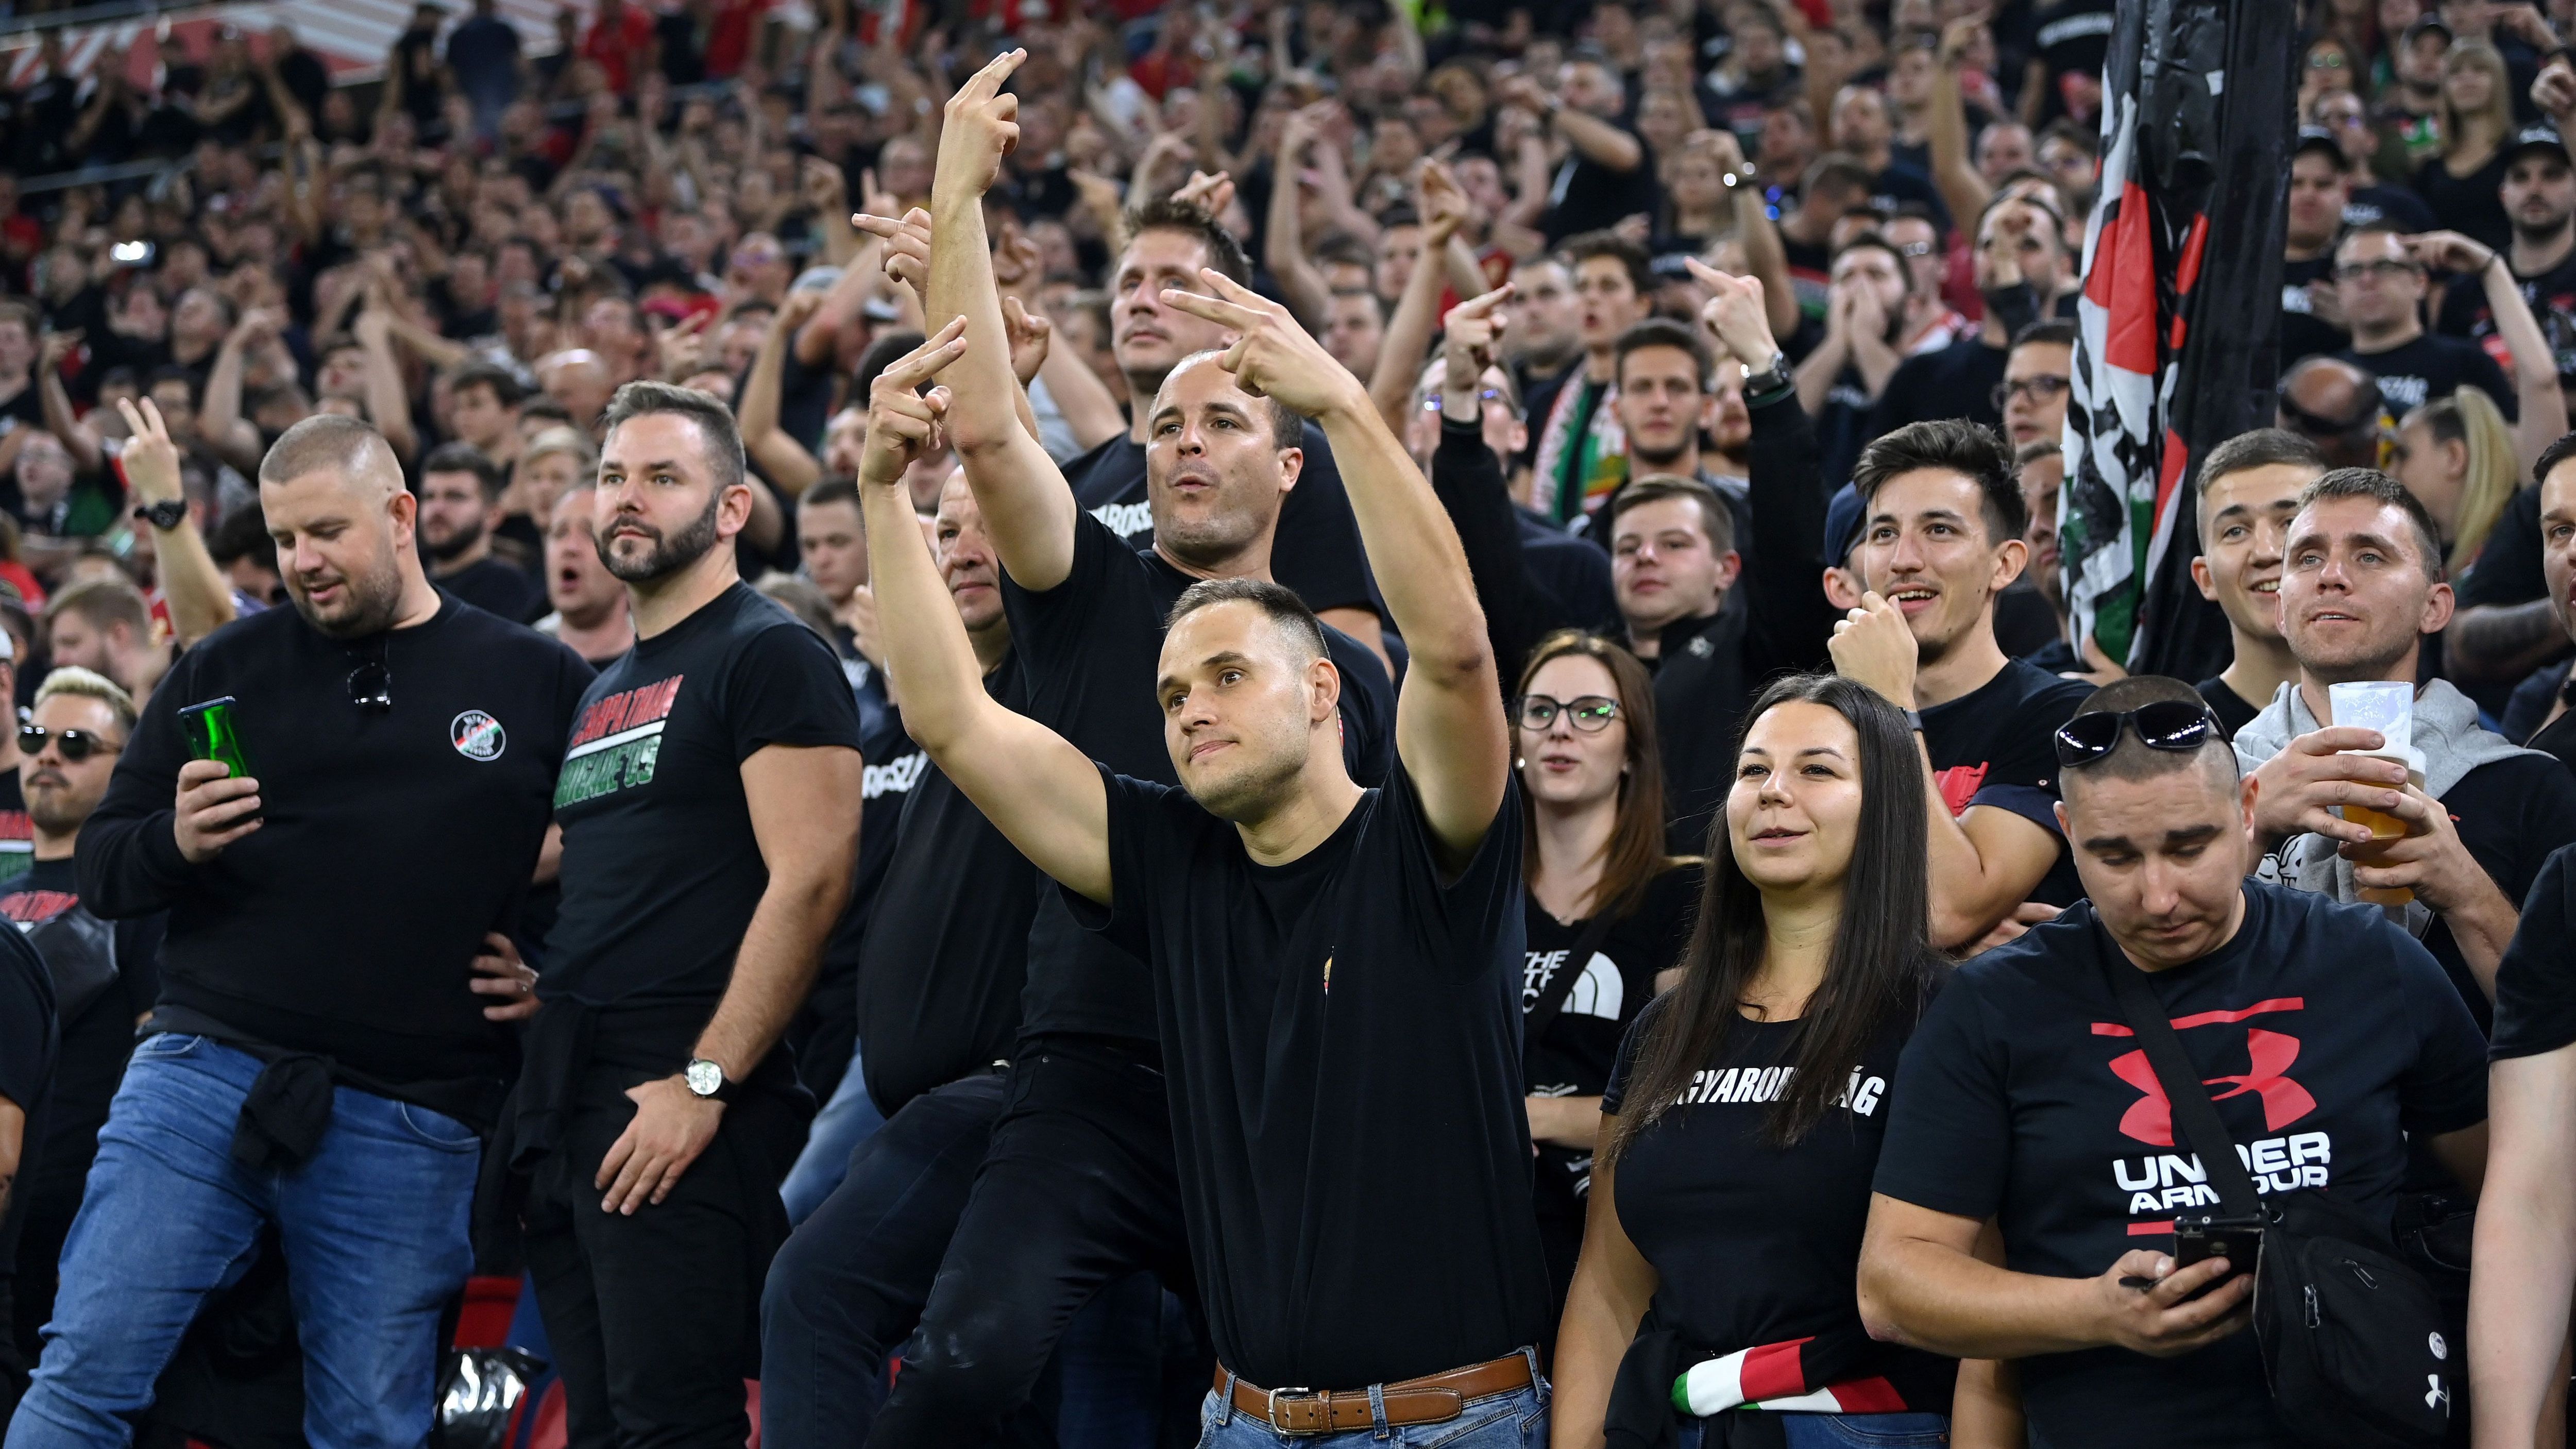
[1265,1385,1326,1436]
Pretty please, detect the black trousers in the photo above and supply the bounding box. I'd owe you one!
[761,1037,1198,1449]
[522,1075,803,1449]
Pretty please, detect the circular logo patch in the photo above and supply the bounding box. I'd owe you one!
[2428,1332,2447,1361]
[451,710,506,762]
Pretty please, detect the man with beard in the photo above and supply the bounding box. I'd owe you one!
[2,670,161,1391]
[535,483,632,667]
[1794,232,1913,487]
[495,381,863,1448]
[416,442,546,624]
[1607,317,1753,538]
[16,408,589,1449]
[2436,125,2576,378]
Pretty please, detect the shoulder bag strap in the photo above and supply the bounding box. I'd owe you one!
[1528,912,1623,1046]
[2098,947,2267,1218]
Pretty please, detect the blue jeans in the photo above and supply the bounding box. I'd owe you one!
[1196,1379,1548,1447]
[778,1040,887,1226]
[1680,1411,1951,1448]
[6,1035,480,1449]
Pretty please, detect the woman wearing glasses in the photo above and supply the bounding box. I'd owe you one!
[1510,630,1702,1335]
[1552,672,1957,1449]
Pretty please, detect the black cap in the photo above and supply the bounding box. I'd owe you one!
[2402,15,2452,46]
[2293,126,2348,169]
[2507,123,2572,166]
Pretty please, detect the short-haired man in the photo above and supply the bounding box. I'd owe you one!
[855,156,1550,1449]
[1500,57,1657,246]
[2331,224,2561,466]
[416,441,546,624]
[2234,467,2576,1020]
[1828,418,2096,951]
[1502,255,1583,441]
[495,382,865,1447]
[1794,230,1912,486]
[534,484,631,666]
[2282,129,2355,365]
[1872,194,2072,435]
[1531,231,1655,527]
[1,670,160,1375]
[1322,288,1384,380]
[1999,319,2075,449]
[2188,430,2329,738]
[1608,268,1837,846]
[22,409,591,1448]
[766,72,1403,1445]
[445,360,528,475]
[1609,317,1751,521]
[2434,125,2576,368]
[1858,675,2489,1449]
[2499,438,2576,770]
[41,580,163,706]
[1052,195,1385,656]
[2275,355,2388,470]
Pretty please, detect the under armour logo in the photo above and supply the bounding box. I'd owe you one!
[2106,1030,2318,1147]
[2427,1374,2450,1416]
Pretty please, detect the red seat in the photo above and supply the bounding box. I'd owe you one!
[451,1275,523,1351]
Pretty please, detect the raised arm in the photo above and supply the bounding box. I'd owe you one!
[1433,285,1560,688]
[1929,20,1996,243]
[36,331,101,475]
[117,399,236,647]
[1368,161,1469,435]
[1690,263,1837,675]
[2418,230,2571,475]
[200,310,274,476]
[351,300,417,465]
[738,291,824,496]
[858,322,1110,901]
[1264,105,1336,331]
[1163,270,1507,860]
[1705,129,1804,341]
[915,48,1082,592]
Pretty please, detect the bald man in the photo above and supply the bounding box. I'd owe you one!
[537,348,616,433]
[12,414,596,1449]
[2275,356,2386,471]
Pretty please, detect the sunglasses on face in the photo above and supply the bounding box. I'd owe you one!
[2052,700,2222,768]
[1516,694,1620,733]
[20,725,119,762]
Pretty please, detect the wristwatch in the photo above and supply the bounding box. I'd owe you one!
[1903,709,1925,733]
[683,1058,739,1104]
[133,499,187,531]
[1740,351,1793,400]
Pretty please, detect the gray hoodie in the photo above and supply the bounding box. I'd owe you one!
[2234,678,2547,935]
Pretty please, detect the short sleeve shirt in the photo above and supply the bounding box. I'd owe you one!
[1919,658,2094,906]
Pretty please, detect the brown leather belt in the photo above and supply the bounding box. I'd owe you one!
[1215,1352,1534,1436]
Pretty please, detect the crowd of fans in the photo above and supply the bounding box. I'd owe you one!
[4,0,2576,1445]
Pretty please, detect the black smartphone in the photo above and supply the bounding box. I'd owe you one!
[2173,1212,2264,1291]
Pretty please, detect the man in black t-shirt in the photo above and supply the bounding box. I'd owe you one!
[1500,61,1659,247]
[35,412,589,1448]
[2433,126,2576,380]
[1828,419,2093,952]
[853,73,1549,1433]
[2331,225,2529,424]
[2233,467,2576,1026]
[415,442,546,624]
[1859,676,2487,1449]
[2187,430,2326,739]
[2,669,160,1385]
[501,382,865,1449]
[2280,132,2353,367]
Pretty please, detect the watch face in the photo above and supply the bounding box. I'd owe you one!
[685,1060,722,1097]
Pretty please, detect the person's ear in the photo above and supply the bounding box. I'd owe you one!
[2190,553,2218,602]
[1990,533,2030,591]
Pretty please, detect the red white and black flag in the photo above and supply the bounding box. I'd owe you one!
[2062,0,2300,678]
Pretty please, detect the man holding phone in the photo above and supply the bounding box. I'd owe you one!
[1857,676,2488,1449]
[9,411,594,1449]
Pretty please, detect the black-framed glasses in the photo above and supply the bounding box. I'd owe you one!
[1991,375,2071,411]
[20,725,119,762]
[2332,258,2421,282]
[2052,701,2222,768]
[1516,694,1620,732]
[347,645,393,713]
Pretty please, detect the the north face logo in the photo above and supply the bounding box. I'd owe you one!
[2094,999,2317,1147]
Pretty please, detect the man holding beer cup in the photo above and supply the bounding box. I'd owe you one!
[2233,467,2576,1021]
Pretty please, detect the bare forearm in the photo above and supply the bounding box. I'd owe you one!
[796,258,876,367]
[362,343,415,460]
[1794,334,1849,412]
[2445,879,2518,999]
[40,371,100,473]
[2473,1057,2576,1448]
[1861,1238,2105,1358]
[1317,395,1485,672]
[1036,341,1127,449]
[1930,66,1992,231]
[690,866,850,1079]
[2449,600,2572,684]
[861,480,988,752]
[2484,264,2571,471]
[1553,110,1640,172]
[155,522,239,646]
[1736,189,1803,338]
[927,191,1079,585]
[1369,235,1451,433]
[1551,1274,1644,1449]
[1264,172,1329,329]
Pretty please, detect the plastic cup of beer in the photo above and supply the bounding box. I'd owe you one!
[2328,682,2420,906]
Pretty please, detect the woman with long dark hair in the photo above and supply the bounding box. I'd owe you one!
[1512,631,1703,1333]
[1552,673,1955,1448]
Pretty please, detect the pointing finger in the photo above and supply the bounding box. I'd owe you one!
[879,318,969,389]
[1196,266,1269,309]
[1449,282,1517,321]
[1160,287,1261,329]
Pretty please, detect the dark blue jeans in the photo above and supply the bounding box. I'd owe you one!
[6,1035,478,1449]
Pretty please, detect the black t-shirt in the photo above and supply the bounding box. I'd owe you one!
[2409,753,2576,1029]
[1872,885,2488,1449]
[78,594,591,1116]
[1061,427,1381,618]
[1074,765,1551,1388]
[1920,658,2094,907]
[1870,336,2008,437]
[2493,843,2576,1058]
[1542,123,1660,246]
[546,584,863,1026]
[854,657,1037,1115]
[2435,245,2576,383]
[2278,254,2347,367]
[3,856,160,1221]
[1604,993,1954,1408]
[2458,482,2546,609]
[2337,331,2517,420]
[2195,676,2264,742]
[1524,865,1701,1209]
[435,557,548,626]
[2413,151,2516,257]
[0,922,53,1275]
[998,510,1396,1043]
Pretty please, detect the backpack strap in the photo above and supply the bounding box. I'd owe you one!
[2097,942,2266,1218]
[1528,911,1623,1046]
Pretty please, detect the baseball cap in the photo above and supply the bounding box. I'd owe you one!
[2402,15,2451,47]
[2292,126,2347,170]
[1824,481,1865,569]
[2506,123,2572,167]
